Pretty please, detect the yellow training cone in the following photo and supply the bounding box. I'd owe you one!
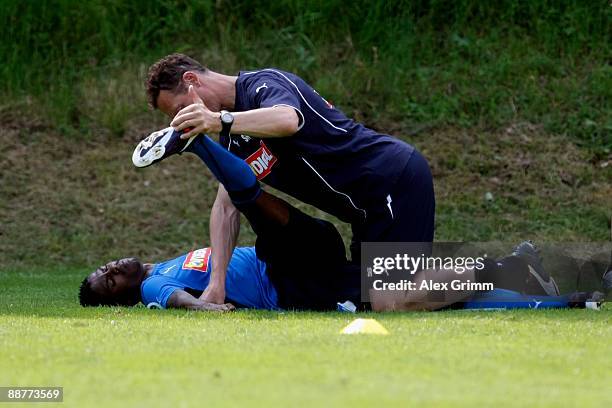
[340,318,389,335]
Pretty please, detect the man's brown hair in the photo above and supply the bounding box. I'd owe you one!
[145,53,208,109]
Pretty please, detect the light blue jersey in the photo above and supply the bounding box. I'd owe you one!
[141,247,279,309]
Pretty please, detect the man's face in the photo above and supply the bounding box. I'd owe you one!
[156,88,194,119]
[87,258,144,303]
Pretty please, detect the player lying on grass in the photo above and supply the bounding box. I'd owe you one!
[145,55,435,308]
[79,130,584,312]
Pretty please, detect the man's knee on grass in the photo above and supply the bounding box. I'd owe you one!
[78,257,145,307]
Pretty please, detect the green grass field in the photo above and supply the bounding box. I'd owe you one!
[1,1,610,406]
[1,267,610,407]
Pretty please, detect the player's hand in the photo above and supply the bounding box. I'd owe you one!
[170,85,222,139]
[200,282,227,305]
[199,301,235,312]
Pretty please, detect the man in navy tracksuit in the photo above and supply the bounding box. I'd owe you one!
[145,53,435,305]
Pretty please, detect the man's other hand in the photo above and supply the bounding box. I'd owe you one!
[167,289,234,312]
[200,281,227,305]
[199,301,235,312]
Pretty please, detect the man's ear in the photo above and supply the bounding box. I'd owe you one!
[182,71,200,86]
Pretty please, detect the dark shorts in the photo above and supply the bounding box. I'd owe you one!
[254,207,362,311]
[350,148,435,262]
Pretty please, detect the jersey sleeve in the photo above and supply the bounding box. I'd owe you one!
[246,75,305,129]
[140,276,184,309]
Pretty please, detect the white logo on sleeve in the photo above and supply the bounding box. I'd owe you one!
[255,83,268,93]
[161,265,176,275]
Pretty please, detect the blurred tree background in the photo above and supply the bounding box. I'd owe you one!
[2,0,610,150]
[0,0,610,267]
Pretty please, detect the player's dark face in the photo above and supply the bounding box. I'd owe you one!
[88,257,144,301]
[157,89,193,119]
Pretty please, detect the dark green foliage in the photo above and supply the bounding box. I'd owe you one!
[1,0,609,152]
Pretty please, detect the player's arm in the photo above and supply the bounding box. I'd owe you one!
[172,83,301,139]
[229,106,299,138]
[173,103,298,139]
[167,289,235,311]
[200,184,240,304]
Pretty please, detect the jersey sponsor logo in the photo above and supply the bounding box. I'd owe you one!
[245,141,277,180]
[182,248,211,273]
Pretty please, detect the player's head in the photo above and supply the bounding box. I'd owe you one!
[79,257,145,307]
[146,53,209,116]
